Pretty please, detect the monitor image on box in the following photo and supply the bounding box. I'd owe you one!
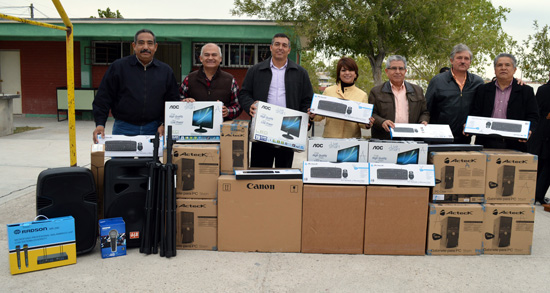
[337,145,360,162]
[396,148,419,165]
[281,116,302,140]
[192,106,214,133]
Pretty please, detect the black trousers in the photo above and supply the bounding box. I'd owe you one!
[536,158,550,203]
[250,142,294,168]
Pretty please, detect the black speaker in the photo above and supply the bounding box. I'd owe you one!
[104,158,151,248]
[36,167,98,255]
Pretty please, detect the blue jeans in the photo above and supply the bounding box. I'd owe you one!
[112,120,160,136]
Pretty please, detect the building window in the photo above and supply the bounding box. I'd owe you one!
[193,43,271,68]
[92,41,132,65]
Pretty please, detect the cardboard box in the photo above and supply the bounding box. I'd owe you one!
[249,101,308,151]
[220,120,249,174]
[172,144,220,198]
[365,186,429,255]
[217,175,302,252]
[91,144,106,219]
[430,151,487,195]
[7,216,76,275]
[310,93,373,124]
[307,138,369,162]
[368,140,428,164]
[176,199,217,250]
[482,204,534,255]
[302,185,366,254]
[303,161,369,185]
[99,217,126,258]
[165,101,223,143]
[465,116,530,140]
[431,193,484,203]
[390,123,454,142]
[369,163,435,187]
[426,204,483,255]
[483,151,538,204]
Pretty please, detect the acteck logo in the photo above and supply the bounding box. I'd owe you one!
[17,227,48,234]
[247,183,275,190]
[312,144,324,148]
[169,105,179,109]
[372,146,383,150]
[440,210,472,216]
[261,105,271,110]
[493,209,524,215]
[181,152,208,157]
[502,159,527,164]
[181,204,206,208]
[447,158,477,163]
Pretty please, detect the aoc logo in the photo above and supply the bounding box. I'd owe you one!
[372,146,383,150]
[247,183,275,190]
[312,144,324,148]
[261,105,271,111]
[168,105,179,109]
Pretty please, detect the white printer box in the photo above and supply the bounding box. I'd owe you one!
[310,93,373,124]
[369,163,435,187]
[390,123,454,142]
[307,138,369,162]
[303,161,369,185]
[99,135,162,157]
[464,116,530,140]
[165,101,223,143]
[368,140,428,164]
[249,101,308,151]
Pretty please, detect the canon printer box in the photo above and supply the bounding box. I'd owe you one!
[464,116,530,140]
[303,161,369,185]
[310,93,373,124]
[482,204,534,255]
[368,140,428,164]
[249,101,308,151]
[368,163,435,187]
[390,123,454,142]
[307,138,369,162]
[165,101,223,143]
[99,135,162,157]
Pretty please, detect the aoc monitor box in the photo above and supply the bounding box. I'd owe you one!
[171,144,220,199]
[307,138,369,163]
[165,101,223,143]
[7,216,76,275]
[302,185,366,254]
[368,163,435,187]
[302,161,369,185]
[429,151,487,195]
[217,175,302,252]
[364,186,429,255]
[249,101,308,151]
[310,93,374,124]
[91,144,106,219]
[176,199,217,251]
[390,124,454,142]
[99,217,126,258]
[426,204,484,255]
[367,140,428,164]
[482,204,535,255]
[464,116,530,140]
[220,120,249,174]
[98,135,162,158]
[482,150,537,204]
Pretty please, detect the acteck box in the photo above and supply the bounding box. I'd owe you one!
[220,120,249,174]
[482,204,534,255]
[430,151,487,195]
[368,140,428,164]
[249,101,308,151]
[217,175,302,252]
[390,123,454,142]
[310,93,373,124]
[99,217,126,258]
[91,144,106,219]
[302,185,366,254]
[465,116,530,140]
[7,216,76,275]
[99,135,162,157]
[176,199,217,251]
[302,161,369,185]
[165,101,223,143]
[307,138,369,162]
[483,150,537,204]
[365,186,429,255]
[426,204,483,255]
[368,163,435,187]
[172,144,220,198]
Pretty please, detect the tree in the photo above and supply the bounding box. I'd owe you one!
[299,50,325,94]
[517,21,550,83]
[90,8,123,19]
[232,0,510,86]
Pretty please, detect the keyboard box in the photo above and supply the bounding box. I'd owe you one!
[464,116,530,140]
[99,217,126,258]
[307,138,369,163]
[310,93,373,124]
[302,161,369,185]
[369,163,435,187]
[165,101,223,143]
[368,140,428,164]
[98,135,162,158]
[390,124,454,142]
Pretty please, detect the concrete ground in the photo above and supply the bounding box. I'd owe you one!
[1,116,549,292]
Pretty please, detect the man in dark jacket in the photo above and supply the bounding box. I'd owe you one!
[92,29,181,143]
[470,53,539,152]
[239,33,313,168]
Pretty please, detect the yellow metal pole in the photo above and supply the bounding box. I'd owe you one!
[0,13,67,31]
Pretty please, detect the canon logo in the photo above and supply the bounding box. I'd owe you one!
[169,105,179,109]
[372,146,383,150]
[312,144,324,148]
[261,105,271,110]
[247,183,275,190]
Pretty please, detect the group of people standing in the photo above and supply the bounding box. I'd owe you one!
[91,29,550,205]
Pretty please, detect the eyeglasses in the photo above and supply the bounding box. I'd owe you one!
[388,67,406,71]
[272,42,289,48]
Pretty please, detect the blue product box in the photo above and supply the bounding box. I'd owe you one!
[99,217,126,258]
